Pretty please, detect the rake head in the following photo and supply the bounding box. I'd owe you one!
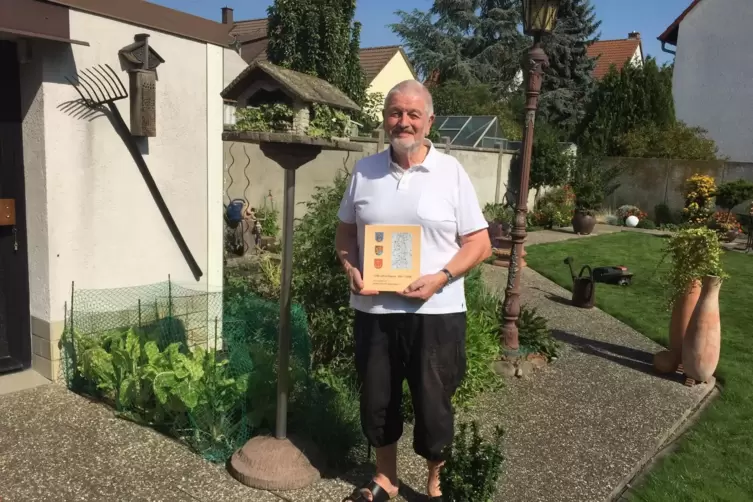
[65,64,128,108]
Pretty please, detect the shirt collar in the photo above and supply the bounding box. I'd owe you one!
[387,139,438,173]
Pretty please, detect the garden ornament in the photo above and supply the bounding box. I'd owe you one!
[65,64,203,280]
[563,257,595,309]
[625,215,639,227]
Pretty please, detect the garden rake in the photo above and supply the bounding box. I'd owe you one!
[66,64,203,281]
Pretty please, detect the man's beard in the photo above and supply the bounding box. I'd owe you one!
[389,128,422,154]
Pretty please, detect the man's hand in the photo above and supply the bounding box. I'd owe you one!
[347,266,379,296]
[399,272,448,301]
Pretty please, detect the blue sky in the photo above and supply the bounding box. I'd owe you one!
[152,0,688,65]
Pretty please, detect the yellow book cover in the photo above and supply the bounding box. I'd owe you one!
[362,224,422,292]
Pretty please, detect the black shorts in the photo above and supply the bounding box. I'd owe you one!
[353,310,467,462]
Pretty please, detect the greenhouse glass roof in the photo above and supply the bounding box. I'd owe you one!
[433,115,510,149]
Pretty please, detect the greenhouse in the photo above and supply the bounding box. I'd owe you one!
[433,115,520,150]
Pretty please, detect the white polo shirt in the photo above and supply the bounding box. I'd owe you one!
[337,141,488,315]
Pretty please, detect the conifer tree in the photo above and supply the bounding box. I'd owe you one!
[538,0,601,134]
[575,57,676,155]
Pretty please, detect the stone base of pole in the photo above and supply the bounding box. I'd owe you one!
[228,435,322,491]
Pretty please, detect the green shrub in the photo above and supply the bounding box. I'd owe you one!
[517,306,560,359]
[637,219,657,229]
[292,170,354,374]
[532,185,575,228]
[289,367,364,469]
[654,203,675,225]
[441,421,505,502]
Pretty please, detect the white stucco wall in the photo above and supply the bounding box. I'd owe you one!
[366,51,416,102]
[30,10,227,325]
[672,0,753,162]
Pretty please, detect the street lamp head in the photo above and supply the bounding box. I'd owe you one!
[522,0,560,37]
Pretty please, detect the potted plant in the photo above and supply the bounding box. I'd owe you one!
[482,203,511,245]
[712,180,753,241]
[569,156,621,235]
[654,227,726,378]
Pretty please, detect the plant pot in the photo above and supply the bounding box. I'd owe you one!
[654,280,701,374]
[724,229,740,242]
[682,275,722,385]
[571,210,596,235]
[491,237,526,268]
[487,221,506,244]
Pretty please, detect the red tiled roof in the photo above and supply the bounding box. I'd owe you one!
[658,0,703,46]
[587,39,643,79]
[227,19,416,81]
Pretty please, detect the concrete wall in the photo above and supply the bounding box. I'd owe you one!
[224,137,519,226]
[20,11,237,380]
[605,157,753,215]
[673,0,753,162]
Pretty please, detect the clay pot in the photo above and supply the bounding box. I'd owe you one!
[654,280,701,374]
[571,210,596,235]
[491,237,527,268]
[682,275,723,383]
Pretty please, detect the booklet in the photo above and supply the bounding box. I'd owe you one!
[362,224,422,292]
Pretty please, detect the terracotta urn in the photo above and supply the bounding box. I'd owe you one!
[653,280,701,374]
[682,275,723,384]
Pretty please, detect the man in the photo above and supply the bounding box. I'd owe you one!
[336,80,491,502]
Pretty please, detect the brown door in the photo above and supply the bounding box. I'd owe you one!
[0,40,31,374]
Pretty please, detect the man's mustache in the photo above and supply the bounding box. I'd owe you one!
[391,126,415,135]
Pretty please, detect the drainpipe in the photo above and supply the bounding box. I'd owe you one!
[661,41,676,56]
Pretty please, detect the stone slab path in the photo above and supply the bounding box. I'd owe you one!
[0,227,716,502]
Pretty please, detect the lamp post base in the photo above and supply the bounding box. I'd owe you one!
[228,435,321,491]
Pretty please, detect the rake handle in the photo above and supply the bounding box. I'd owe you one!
[107,102,204,281]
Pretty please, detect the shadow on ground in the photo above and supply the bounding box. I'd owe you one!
[552,329,683,384]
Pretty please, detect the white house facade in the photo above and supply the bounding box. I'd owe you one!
[659,0,753,162]
[1,0,247,381]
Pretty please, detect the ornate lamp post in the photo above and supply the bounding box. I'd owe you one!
[501,0,560,353]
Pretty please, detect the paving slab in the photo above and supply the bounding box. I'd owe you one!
[0,255,715,502]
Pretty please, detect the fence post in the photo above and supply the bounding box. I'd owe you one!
[495,142,504,204]
[138,299,142,328]
[377,129,385,153]
[443,136,451,154]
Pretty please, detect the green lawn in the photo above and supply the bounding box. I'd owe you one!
[525,232,753,502]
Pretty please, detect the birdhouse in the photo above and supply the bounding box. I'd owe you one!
[119,33,165,137]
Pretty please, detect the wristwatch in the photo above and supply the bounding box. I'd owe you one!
[440,268,453,284]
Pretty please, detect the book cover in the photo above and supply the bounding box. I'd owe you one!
[362,224,422,292]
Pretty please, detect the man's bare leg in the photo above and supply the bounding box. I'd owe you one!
[358,443,400,500]
[427,460,444,498]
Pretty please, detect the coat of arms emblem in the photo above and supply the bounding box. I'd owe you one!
[375,232,384,243]
[375,245,383,256]
[374,259,383,269]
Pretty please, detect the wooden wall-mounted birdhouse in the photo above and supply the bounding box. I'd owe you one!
[119,33,165,137]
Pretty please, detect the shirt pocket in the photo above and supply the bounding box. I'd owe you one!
[417,193,456,223]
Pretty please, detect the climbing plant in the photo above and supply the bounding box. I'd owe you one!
[267,0,367,106]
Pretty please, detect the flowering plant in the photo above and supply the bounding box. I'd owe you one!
[682,174,716,226]
[617,205,647,223]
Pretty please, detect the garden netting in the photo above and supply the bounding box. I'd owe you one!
[59,278,311,463]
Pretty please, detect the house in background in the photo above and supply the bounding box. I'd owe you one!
[220,8,416,117]
[0,0,247,383]
[587,32,644,80]
[659,0,753,163]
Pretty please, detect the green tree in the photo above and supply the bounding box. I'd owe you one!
[616,121,719,160]
[390,0,526,94]
[267,0,366,104]
[576,57,675,156]
[530,121,574,195]
[538,0,601,133]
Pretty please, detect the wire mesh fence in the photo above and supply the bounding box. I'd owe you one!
[59,276,310,463]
